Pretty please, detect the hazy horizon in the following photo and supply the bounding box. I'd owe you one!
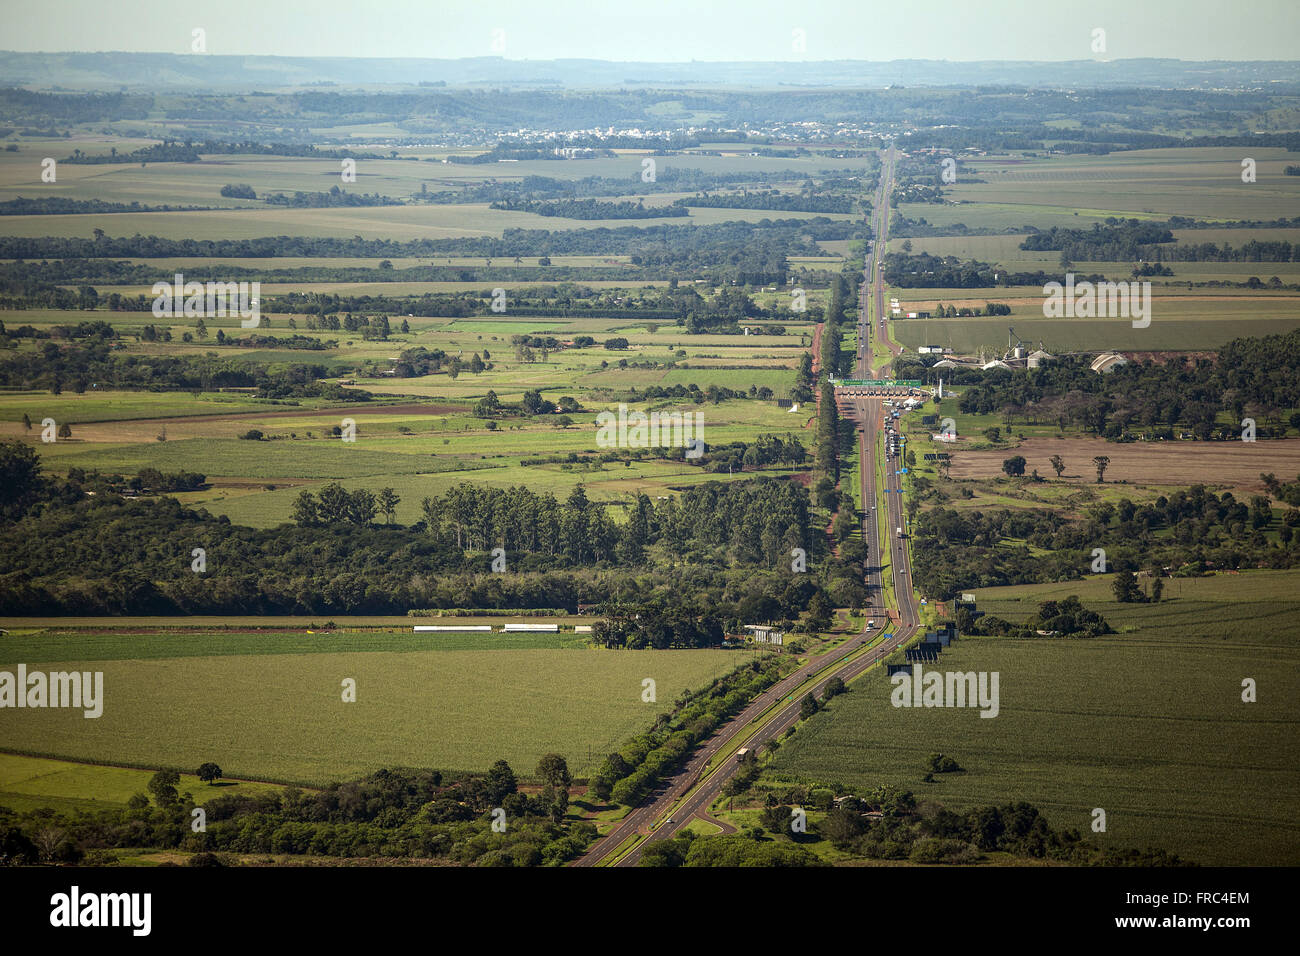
[4,0,1299,62]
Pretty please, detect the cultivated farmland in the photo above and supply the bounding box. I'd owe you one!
[0,644,744,784]
[766,572,1300,866]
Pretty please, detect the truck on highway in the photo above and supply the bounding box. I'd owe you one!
[897,526,904,538]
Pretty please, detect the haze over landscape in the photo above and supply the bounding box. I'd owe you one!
[0,3,1295,930]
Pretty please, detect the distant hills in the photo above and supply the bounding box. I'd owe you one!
[2,51,1297,90]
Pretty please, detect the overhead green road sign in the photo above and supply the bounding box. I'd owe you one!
[833,379,922,387]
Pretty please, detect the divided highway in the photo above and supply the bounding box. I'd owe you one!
[576,145,920,867]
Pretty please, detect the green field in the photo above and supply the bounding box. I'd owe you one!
[0,752,292,815]
[899,148,1300,231]
[0,645,744,784]
[767,570,1300,865]
[0,627,592,663]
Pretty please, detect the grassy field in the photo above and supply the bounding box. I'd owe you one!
[898,148,1300,231]
[766,570,1300,865]
[0,645,745,783]
[0,753,293,815]
[8,353,813,523]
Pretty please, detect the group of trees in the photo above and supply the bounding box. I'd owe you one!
[0,197,204,216]
[801,793,1184,865]
[0,217,854,287]
[0,760,592,866]
[588,658,784,805]
[673,190,853,214]
[414,479,812,568]
[293,483,401,527]
[961,596,1112,638]
[489,198,687,219]
[0,444,862,617]
[930,301,1011,317]
[1019,220,1176,260]
[912,485,1300,600]
[0,341,366,401]
[955,330,1300,441]
[262,186,400,208]
[641,788,1185,866]
[249,282,808,331]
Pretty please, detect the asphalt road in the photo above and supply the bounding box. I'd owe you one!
[576,146,919,867]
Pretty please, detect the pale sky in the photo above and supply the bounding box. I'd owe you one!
[2,0,1298,61]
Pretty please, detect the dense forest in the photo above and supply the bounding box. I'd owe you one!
[0,444,869,621]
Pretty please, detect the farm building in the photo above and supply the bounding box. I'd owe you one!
[1027,348,1056,368]
[1090,352,1129,373]
[744,625,784,645]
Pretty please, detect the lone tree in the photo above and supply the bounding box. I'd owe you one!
[57,423,72,440]
[1049,454,1066,478]
[147,769,180,806]
[536,753,572,790]
[1112,569,1142,603]
[196,762,223,784]
[377,487,400,525]
[1002,455,1027,477]
[805,591,833,632]
[800,692,820,719]
[1093,455,1110,484]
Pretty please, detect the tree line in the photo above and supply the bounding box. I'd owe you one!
[912,486,1300,600]
[0,760,593,866]
[0,445,873,619]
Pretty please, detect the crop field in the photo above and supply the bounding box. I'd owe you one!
[0,627,593,663]
[0,145,881,204]
[0,644,744,783]
[899,148,1300,231]
[767,571,1300,865]
[3,268,814,523]
[0,389,299,426]
[0,201,790,241]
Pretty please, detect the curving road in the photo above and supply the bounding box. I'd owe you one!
[575,145,920,867]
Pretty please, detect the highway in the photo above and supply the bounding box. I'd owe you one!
[575,145,920,867]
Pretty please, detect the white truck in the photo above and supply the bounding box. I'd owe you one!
[897,526,904,538]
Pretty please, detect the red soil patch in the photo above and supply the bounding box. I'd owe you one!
[947,437,1300,493]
